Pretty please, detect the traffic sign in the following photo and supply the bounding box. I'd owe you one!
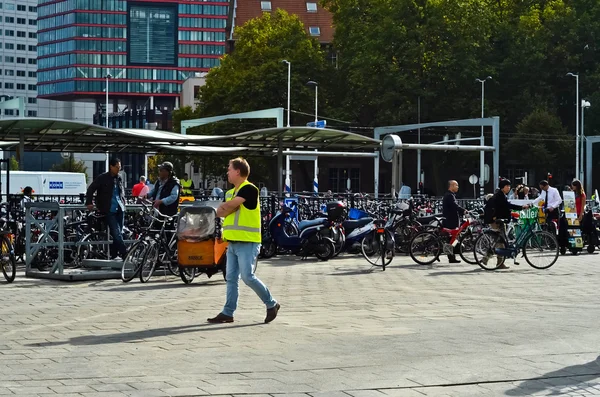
[469,174,478,185]
[306,120,326,128]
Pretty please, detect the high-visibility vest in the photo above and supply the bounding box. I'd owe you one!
[181,179,193,195]
[222,180,261,243]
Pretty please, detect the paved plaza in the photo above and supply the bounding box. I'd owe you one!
[1,252,600,397]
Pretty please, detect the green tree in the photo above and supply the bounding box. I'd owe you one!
[197,9,330,122]
[50,156,89,181]
[504,109,574,178]
[9,156,19,171]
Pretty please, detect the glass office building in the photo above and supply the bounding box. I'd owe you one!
[36,0,228,106]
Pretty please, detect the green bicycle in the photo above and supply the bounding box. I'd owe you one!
[474,214,559,271]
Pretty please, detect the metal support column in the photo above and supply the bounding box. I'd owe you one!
[492,117,500,188]
[277,138,283,195]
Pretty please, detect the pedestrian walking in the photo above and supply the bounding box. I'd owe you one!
[442,180,465,263]
[207,157,279,324]
[85,158,128,260]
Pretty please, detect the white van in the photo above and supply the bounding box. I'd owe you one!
[0,171,87,195]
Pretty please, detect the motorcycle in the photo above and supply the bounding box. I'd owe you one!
[261,204,336,261]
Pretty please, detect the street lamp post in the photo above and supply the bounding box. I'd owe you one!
[282,60,291,127]
[306,81,318,123]
[105,73,112,171]
[475,76,492,197]
[581,99,591,183]
[567,72,579,180]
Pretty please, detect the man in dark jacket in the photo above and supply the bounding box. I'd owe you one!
[86,158,128,259]
[442,180,465,263]
[148,161,180,217]
[488,179,529,269]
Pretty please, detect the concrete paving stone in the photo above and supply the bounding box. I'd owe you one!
[158,387,210,396]
[8,386,57,394]
[50,385,98,394]
[90,383,137,392]
[343,390,388,397]
[378,389,427,397]
[81,393,130,397]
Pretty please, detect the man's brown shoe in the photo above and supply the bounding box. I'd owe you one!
[264,303,280,324]
[207,313,234,324]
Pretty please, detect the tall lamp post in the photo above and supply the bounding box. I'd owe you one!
[306,81,318,123]
[475,76,492,197]
[567,72,579,180]
[105,73,112,171]
[581,99,591,183]
[306,81,319,194]
[282,60,291,127]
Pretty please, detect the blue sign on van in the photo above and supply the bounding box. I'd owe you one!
[49,181,63,189]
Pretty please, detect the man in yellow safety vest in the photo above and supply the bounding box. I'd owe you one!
[180,173,194,196]
[207,157,280,324]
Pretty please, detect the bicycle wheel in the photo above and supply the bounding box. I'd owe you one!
[458,230,477,264]
[140,240,159,283]
[523,230,559,269]
[361,231,394,267]
[473,231,505,271]
[121,241,147,282]
[1,235,16,283]
[179,266,196,284]
[408,231,441,265]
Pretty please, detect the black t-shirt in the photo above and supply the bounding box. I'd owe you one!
[235,185,258,210]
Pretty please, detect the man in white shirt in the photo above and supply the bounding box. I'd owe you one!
[532,180,562,222]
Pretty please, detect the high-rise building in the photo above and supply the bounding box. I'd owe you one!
[36,0,229,118]
[0,0,41,117]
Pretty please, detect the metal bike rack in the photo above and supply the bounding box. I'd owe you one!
[25,202,140,281]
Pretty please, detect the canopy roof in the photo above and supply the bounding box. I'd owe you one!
[0,118,380,154]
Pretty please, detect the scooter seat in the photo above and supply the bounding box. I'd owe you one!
[299,218,327,230]
[342,218,373,231]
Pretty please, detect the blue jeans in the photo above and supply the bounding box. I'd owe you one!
[105,209,127,258]
[222,242,277,317]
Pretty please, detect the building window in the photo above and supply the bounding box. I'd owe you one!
[328,168,360,192]
[28,32,36,38]
[6,3,14,10]
[306,2,317,12]
[27,110,37,117]
[29,6,37,12]
[5,56,14,63]
[17,70,25,77]
[17,31,25,37]
[128,4,177,66]
[28,58,36,65]
[260,1,271,11]
[28,45,36,52]
[17,18,26,24]
[16,84,25,90]
[28,97,37,104]
[16,44,25,51]
[5,110,15,116]
[5,17,14,23]
[28,71,36,78]
[28,19,36,26]
[16,57,26,64]
[17,4,25,11]
[6,43,14,50]
[309,26,321,36]
[28,84,36,91]
[5,83,14,89]
[5,70,14,76]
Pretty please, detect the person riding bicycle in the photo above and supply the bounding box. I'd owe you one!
[487,179,529,269]
[147,162,180,217]
[442,180,465,264]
